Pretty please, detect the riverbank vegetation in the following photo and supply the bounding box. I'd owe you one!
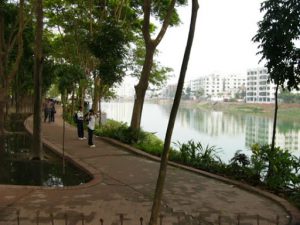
[171,100,300,123]
[94,119,300,209]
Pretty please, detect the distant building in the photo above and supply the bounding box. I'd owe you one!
[161,83,177,98]
[223,74,246,99]
[246,68,277,104]
[187,73,246,100]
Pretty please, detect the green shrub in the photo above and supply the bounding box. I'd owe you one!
[134,132,164,156]
[174,140,223,172]
[226,150,260,185]
[251,144,300,192]
[95,120,162,151]
[92,119,300,209]
[95,120,137,144]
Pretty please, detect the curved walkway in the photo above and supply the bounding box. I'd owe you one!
[0,107,299,225]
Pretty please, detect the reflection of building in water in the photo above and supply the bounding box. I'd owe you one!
[175,108,246,137]
[277,131,300,152]
[245,115,300,151]
[245,116,271,146]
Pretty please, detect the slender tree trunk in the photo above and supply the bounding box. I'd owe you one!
[0,90,5,135]
[80,82,86,111]
[268,83,279,177]
[32,0,44,160]
[149,1,199,225]
[0,14,4,134]
[15,80,20,113]
[98,97,102,126]
[271,84,279,151]
[71,89,75,115]
[92,76,100,112]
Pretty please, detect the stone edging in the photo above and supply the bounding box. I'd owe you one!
[11,114,300,224]
[99,136,300,225]
[14,117,103,190]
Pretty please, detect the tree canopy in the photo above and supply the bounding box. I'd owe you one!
[253,0,300,90]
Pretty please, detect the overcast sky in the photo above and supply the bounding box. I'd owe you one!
[157,0,264,83]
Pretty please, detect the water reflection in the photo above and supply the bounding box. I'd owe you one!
[0,131,92,187]
[245,115,300,153]
[102,102,300,160]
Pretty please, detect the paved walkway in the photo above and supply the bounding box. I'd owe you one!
[0,107,299,225]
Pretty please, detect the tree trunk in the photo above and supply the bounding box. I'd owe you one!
[0,90,5,135]
[0,0,25,133]
[0,10,5,135]
[149,1,199,225]
[92,76,100,112]
[130,46,155,130]
[130,0,176,131]
[79,83,86,111]
[271,84,279,151]
[98,97,102,126]
[32,0,44,160]
[268,83,279,177]
[71,89,75,115]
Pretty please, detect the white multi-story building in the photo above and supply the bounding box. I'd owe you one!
[189,78,205,93]
[187,74,224,98]
[187,73,246,100]
[223,74,247,99]
[246,68,277,103]
[203,74,224,99]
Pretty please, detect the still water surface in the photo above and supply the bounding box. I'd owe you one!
[102,102,300,162]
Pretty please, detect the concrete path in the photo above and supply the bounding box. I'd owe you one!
[0,107,299,225]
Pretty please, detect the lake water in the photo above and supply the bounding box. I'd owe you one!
[0,115,92,187]
[102,102,300,162]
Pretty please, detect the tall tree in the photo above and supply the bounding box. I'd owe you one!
[149,0,199,224]
[89,17,130,111]
[253,1,300,149]
[253,0,300,175]
[130,0,187,131]
[0,0,25,134]
[32,0,44,160]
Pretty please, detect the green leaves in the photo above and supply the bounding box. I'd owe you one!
[89,18,130,87]
[253,0,300,90]
[54,63,85,94]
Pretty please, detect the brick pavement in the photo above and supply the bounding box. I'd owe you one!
[0,106,299,225]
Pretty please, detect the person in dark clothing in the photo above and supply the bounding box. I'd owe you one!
[87,109,96,148]
[50,101,56,122]
[44,99,52,122]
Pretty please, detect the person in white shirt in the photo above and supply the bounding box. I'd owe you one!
[75,106,86,140]
[87,109,96,147]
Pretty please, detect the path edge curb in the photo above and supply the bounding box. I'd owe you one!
[99,136,300,225]
[20,117,103,190]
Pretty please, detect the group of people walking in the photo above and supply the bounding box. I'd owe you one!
[43,98,56,123]
[74,106,96,148]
